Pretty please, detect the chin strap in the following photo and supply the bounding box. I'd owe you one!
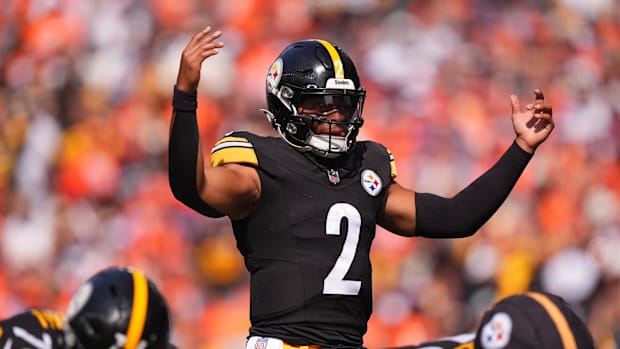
[259,108,277,128]
[260,108,311,152]
[259,108,348,159]
[307,134,347,158]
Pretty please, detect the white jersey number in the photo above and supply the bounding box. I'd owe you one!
[7,327,52,349]
[322,203,362,295]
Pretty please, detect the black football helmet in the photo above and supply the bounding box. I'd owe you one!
[261,39,366,158]
[63,266,172,349]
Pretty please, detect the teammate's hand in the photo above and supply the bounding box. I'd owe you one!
[176,26,224,92]
[510,89,554,154]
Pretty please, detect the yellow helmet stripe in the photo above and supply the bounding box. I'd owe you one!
[313,39,344,79]
[124,269,149,349]
[526,292,577,349]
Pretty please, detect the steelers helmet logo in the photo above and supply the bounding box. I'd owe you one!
[266,58,283,93]
[65,281,93,320]
[479,312,513,349]
[361,169,382,196]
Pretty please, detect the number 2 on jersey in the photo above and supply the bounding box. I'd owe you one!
[323,203,362,295]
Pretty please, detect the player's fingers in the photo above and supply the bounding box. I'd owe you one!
[534,89,545,102]
[534,113,553,121]
[188,26,213,46]
[183,27,213,61]
[185,29,223,64]
[533,103,552,118]
[510,94,521,113]
[199,46,222,59]
[533,116,555,133]
[187,27,223,56]
[204,29,222,43]
[198,35,224,58]
[200,33,224,51]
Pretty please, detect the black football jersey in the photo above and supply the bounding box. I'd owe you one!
[0,309,67,349]
[209,131,397,347]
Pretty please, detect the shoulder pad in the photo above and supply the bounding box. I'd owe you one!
[210,135,258,167]
[386,147,397,178]
[29,309,64,330]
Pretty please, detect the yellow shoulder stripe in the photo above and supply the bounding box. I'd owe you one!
[454,341,474,349]
[387,148,397,178]
[30,309,49,329]
[214,136,250,146]
[30,309,63,330]
[210,136,258,167]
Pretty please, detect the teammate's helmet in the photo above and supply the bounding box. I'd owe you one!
[261,39,366,158]
[475,292,594,349]
[64,266,171,349]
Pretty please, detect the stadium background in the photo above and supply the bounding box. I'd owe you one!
[1,0,618,348]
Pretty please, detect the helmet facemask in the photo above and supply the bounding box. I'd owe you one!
[262,40,366,158]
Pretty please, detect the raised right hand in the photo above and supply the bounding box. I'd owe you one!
[176,26,224,92]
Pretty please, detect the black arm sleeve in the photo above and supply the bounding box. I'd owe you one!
[414,141,532,238]
[168,86,224,218]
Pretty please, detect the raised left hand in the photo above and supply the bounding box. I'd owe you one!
[510,89,554,154]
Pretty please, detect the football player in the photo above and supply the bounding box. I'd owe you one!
[0,266,176,349]
[168,27,554,348]
[472,292,594,349]
[389,291,594,349]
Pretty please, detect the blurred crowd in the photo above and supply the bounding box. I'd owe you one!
[1,0,619,348]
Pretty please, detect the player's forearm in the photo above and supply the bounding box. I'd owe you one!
[168,86,224,217]
[414,141,532,237]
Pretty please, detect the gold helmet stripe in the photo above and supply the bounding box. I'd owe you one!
[124,268,149,349]
[526,292,577,349]
[313,39,344,79]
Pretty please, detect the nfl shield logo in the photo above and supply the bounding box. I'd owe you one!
[255,338,268,349]
[327,169,340,185]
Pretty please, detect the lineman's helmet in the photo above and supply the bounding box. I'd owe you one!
[64,266,171,349]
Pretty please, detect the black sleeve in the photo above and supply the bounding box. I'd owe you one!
[168,86,225,218]
[414,141,532,238]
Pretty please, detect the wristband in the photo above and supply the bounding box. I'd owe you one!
[510,140,534,160]
[172,86,197,111]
